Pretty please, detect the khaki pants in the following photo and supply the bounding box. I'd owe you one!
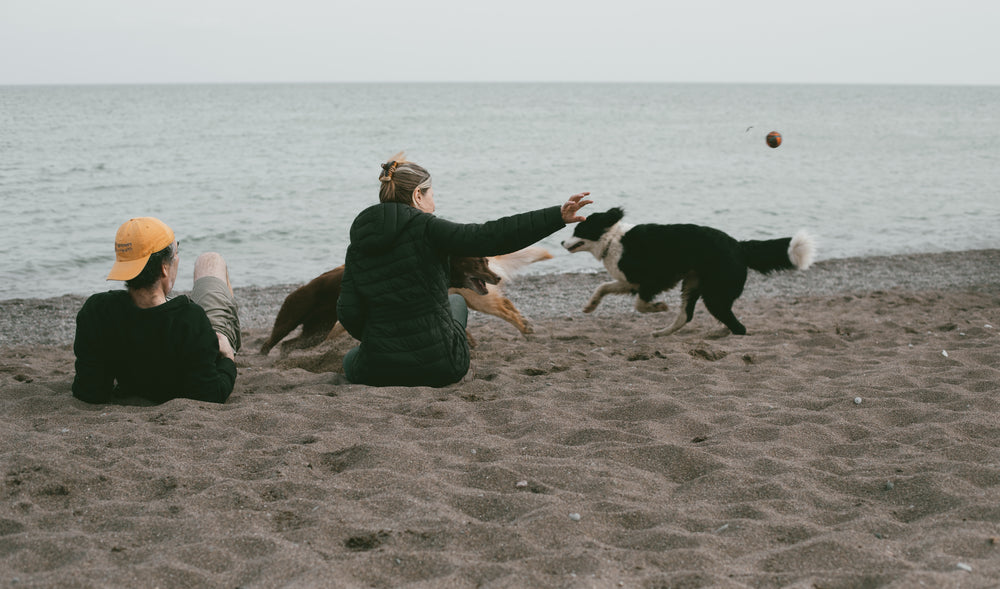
[191,276,241,352]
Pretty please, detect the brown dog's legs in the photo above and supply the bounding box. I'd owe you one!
[457,289,533,335]
[325,322,348,341]
[490,297,532,334]
[260,292,310,355]
[260,266,344,355]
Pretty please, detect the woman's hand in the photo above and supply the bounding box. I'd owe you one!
[561,192,593,224]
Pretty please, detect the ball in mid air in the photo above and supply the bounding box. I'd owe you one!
[766,131,782,148]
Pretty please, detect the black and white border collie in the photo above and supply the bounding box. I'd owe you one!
[561,207,816,336]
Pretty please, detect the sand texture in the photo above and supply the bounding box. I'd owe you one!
[1,250,999,588]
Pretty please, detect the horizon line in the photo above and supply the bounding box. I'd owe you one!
[3,80,999,89]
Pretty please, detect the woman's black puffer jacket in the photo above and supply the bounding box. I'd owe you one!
[337,202,564,386]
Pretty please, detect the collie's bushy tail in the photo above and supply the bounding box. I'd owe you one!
[740,231,815,275]
[488,246,553,282]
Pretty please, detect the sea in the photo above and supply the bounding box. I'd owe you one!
[2,83,998,301]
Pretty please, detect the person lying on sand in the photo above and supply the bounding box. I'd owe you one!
[72,217,240,404]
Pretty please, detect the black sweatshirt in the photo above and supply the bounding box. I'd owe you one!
[338,203,565,387]
[72,290,236,404]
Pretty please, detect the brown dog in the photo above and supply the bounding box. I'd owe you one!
[452,246,552,335]
[258,265,346,355]
[260,248,551,355]
[259,247,551,355]
[449,256,501,296]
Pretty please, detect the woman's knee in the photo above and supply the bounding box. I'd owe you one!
[448,293,468,328]
[342,346,360,382]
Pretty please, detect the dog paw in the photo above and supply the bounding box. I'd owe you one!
[706,327,735,339]
[635,300,669,314]
[652,326,680,337]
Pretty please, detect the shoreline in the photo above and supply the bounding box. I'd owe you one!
[2,249,998,348]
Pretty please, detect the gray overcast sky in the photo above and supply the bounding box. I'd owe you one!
[2,0,998,85]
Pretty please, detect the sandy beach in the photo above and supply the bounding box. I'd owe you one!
[2,249,999,588]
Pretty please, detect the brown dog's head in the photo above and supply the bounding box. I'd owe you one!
[450,256,501,295]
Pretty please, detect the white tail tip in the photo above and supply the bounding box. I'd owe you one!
[789,230,815,270]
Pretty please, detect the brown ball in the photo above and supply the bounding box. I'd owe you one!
[766,131,782,148]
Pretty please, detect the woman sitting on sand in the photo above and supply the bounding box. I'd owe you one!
[337,152,591,387]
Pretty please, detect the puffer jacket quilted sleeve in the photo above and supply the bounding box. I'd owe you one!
[338,202,564,387]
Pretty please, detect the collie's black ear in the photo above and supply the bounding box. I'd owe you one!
[607,207,625,223]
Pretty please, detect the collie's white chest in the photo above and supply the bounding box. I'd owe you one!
[598,224,631,283]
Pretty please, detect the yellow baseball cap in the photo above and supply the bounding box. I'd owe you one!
[107,217,175,281]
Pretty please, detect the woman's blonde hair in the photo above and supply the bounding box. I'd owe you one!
[379,151,431,206]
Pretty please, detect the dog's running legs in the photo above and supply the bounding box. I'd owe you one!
[325,321,348,341]
[636,299,668,312]
[652,277,700,337]
[635,284,669,313]
[701,293,747,335]
[498,298,533,334]
[584,281,634,313]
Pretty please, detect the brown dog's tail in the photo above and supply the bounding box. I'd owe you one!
[489,246,553,282]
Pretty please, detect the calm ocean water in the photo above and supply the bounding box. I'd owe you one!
[2,83,998,301]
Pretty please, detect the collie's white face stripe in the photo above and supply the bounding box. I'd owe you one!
[561,237,598,254]
[561,221,633,285]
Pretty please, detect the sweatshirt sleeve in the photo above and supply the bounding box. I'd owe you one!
[71,298,115,404]
[424,205,565,257]
[179,308,237,403]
